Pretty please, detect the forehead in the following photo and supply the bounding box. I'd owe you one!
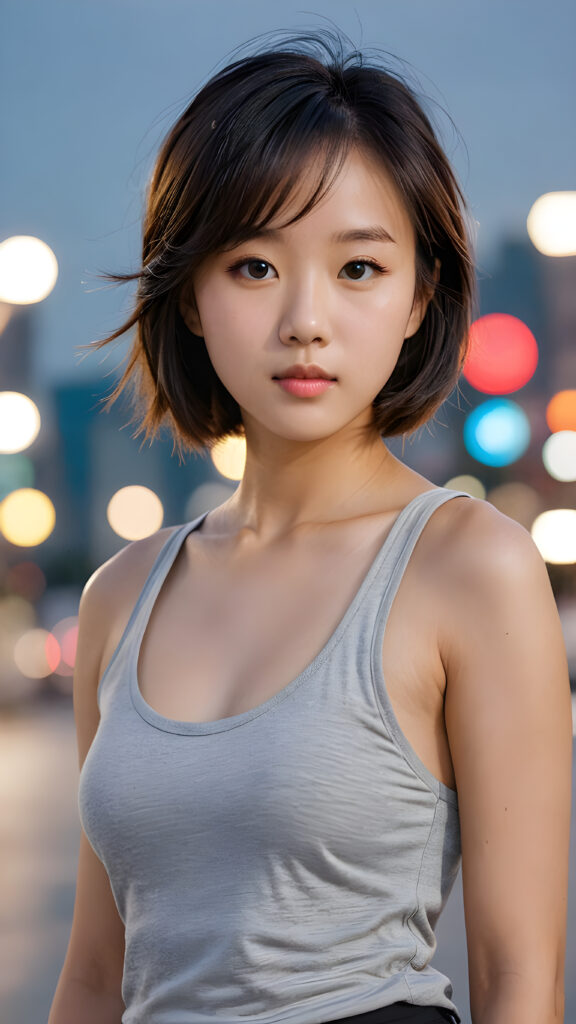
[256,147,415,249]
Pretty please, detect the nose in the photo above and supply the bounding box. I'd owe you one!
[277,274,330,347]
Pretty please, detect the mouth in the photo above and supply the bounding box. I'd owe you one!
[272,364,337,381]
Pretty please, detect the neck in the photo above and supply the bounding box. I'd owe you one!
[218,418,407,544]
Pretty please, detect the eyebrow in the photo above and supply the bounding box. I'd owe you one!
[242,225,397,246]
[332,227,397,245]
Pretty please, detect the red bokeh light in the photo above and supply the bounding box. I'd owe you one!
[463,314,539,394]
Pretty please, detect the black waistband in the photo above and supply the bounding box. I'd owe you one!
[323,1003,459,1024]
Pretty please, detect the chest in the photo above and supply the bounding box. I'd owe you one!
[128,525,454,789]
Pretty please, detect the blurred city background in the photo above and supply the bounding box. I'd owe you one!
[1,2,575,1022]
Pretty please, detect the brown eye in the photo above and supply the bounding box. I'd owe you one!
[339,260,386,281]
[241,260,274,279]
[344,261,368,280]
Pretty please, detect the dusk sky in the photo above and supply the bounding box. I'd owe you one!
[1,0,574,386]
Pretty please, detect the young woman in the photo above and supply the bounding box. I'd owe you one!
[48,32,572,1024]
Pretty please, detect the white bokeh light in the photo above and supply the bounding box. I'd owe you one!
[527,192,576,257]
[0,392,41,453]
[542,431,576,482]
[531,509,576,564]
[0,236,59,304]
[107,485,164,540]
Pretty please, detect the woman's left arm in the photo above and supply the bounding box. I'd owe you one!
[440,500,572,1024]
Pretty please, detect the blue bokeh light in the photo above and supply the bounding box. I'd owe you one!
[463,399,531,467]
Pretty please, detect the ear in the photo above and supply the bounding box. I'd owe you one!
[179,288,203,337]
[404,258,440,340]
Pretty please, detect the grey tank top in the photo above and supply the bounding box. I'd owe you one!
[79,486,471,1024]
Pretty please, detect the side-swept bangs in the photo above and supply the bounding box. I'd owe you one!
[85,36,476,456]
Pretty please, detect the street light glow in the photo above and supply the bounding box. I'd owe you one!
[0,392,41,453]
[0,488,56,545]
[531,509,576,564]
[0,236,59,304]
[107,485,164,540]
[527,192,576,257]
[211,436,247,481]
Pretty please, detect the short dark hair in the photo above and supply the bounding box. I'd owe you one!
[86,31,476,456]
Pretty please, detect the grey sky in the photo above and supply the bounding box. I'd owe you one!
[1,0,574,385]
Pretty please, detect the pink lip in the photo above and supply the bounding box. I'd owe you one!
[274,363,335,380]
[275,378,336,397]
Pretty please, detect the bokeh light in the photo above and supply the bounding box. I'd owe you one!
[527,192,576,257]
[13,628,60,678]
[0,236,59,304]
[463,314,538,394]
[0,392,41,453]
[546,390,576,433]
[51,616,79,678]
[531,509,576,564]
[443,474,486,499]
[542,431,576,482]
[0,488,56,545]
[463,398,531,467]
[107,485,164,540]
[486,482,543,530]
[211,436,246,480]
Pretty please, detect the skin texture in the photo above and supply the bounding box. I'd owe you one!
[49,149,572,1024]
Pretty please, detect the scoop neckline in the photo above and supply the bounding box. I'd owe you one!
[129,487,444,735]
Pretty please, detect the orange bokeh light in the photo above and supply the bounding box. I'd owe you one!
[463,314,539,394]
[546,390,576,433]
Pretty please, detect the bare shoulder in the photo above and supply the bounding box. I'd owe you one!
[431,495,567,688]
[82,525,179,611]
[429,491,547,587]
[79,525,181,682]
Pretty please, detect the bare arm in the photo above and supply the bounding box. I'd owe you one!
[441,501,572,1024]
[48,567,127,1023]
[48,527,178,1023]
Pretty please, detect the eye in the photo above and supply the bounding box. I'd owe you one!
[228,259,276,280]
[339,259,387,281]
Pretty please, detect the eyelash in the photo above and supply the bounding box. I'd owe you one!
[225,257,389,280]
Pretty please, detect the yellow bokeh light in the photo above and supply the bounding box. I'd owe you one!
[211,436,246,481]
[531,509,576,564]
[13,628,59,678]
[107,485,164,540]
[0,236,59,304]
[526,192,576,257]
[443,474,486,499]
[0,391,41,453]
[0,488,55,545]
[542,431,576,482]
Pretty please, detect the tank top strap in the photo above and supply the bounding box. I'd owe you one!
[96,510,209,707]
[362,486,474,645]
[129,510,209,633]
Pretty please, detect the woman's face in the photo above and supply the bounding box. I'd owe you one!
[181,147,431,445]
